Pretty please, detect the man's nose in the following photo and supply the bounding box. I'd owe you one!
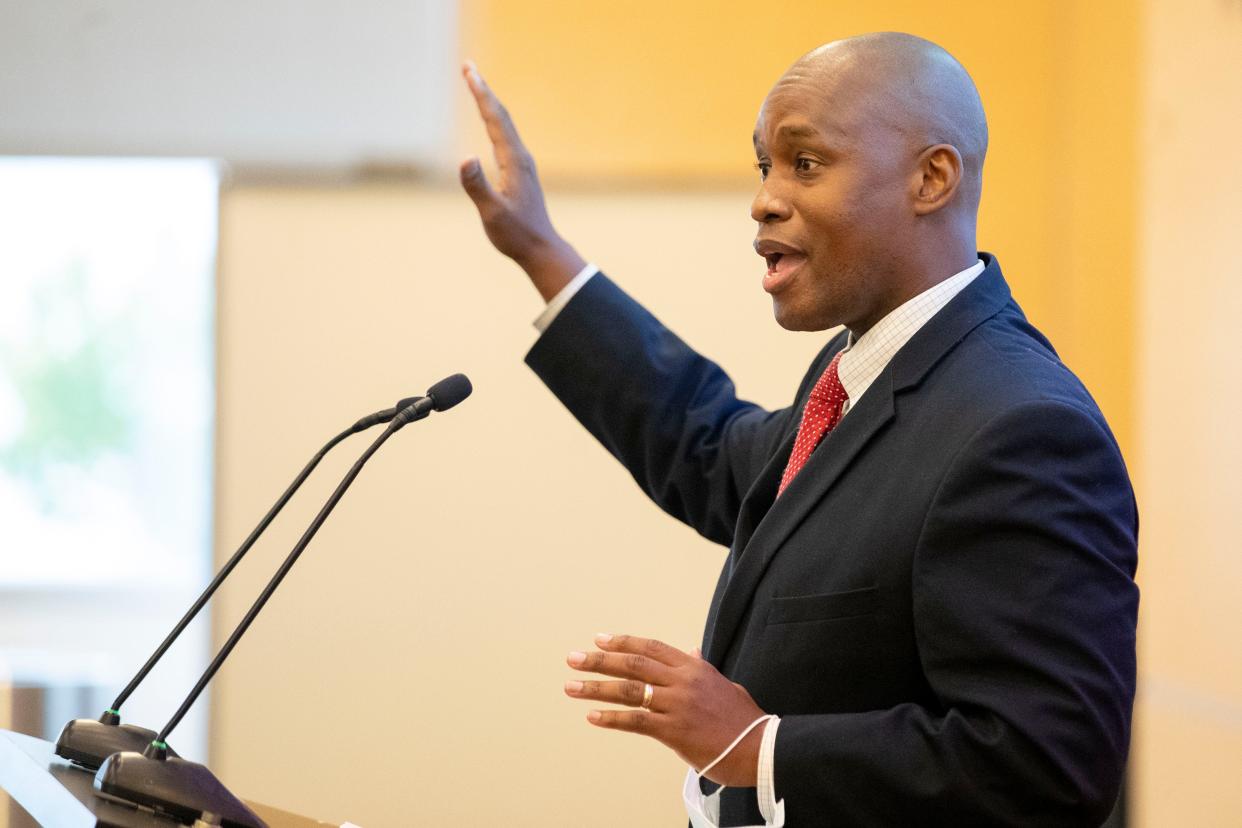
[750,184,792,223]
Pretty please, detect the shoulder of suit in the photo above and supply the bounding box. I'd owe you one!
[937,307,1102,420]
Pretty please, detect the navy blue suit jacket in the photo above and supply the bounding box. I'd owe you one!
[526,254,1139,826]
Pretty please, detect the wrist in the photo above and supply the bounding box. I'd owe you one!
[707,719,763,787]
[729,724,763,787]
[518,238,587,302]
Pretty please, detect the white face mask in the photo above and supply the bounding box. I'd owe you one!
[681,715,785,828]
[682,768,785,827]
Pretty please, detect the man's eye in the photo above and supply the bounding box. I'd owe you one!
[754,161,771,180]
[795,157,820,173]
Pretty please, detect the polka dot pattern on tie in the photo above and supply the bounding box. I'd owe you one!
[778,351,848,496]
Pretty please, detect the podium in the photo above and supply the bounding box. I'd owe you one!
[0,729,334,828]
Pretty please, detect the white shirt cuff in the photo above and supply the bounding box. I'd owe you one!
[757,714,781,821]
[532,263,600,332]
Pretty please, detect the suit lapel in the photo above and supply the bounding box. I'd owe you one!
[703,254,1014,668]
[729,434,794,565]
[699,427,792,660]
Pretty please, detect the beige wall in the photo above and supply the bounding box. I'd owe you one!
[211,185,824,825]
[1132,0,1242,824]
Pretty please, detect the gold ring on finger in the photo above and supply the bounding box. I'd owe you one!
[640,682,654,710]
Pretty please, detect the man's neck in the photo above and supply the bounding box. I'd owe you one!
[847,252,980,340]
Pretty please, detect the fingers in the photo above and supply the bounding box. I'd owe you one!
[565,678,660,709]
[586,708,658,735]
[461,60,528,170]
[566,649,674,684]
[458,156,497,210]
[595,633,693,668]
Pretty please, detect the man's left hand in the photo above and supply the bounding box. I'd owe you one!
[565,633,766,786]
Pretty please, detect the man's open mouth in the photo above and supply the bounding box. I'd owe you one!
[764,250,807,276]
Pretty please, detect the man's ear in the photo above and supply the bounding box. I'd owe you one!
[912,144,963,215]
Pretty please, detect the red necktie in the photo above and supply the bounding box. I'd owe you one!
[778,351,847,496]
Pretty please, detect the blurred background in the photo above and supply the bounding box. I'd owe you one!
[0,0,1238,825]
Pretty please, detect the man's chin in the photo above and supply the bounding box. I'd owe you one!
[771,298,838,333]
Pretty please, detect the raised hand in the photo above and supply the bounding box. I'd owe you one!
[565,633,768,786]
[460,61,586,301]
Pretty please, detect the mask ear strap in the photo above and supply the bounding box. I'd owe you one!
[694,713,776,790]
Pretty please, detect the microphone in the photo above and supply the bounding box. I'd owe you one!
[93,374,471,826]
[55,391,426,771]
[394,372,472,424]
[365,373,468,430]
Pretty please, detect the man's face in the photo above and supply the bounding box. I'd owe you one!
[751,70,913,333]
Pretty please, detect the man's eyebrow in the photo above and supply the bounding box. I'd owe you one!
[753,123,830,150]
[777,124,822,140]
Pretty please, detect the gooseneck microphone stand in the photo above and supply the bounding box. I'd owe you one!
[93,376,471,827]
[55,404,407,771]
[161,406,412,750]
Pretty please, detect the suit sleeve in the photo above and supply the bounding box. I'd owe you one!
[773,399,1139,827]
[525,272,794,547]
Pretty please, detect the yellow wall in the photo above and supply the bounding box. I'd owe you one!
[1132,0,1242,824]
[462,0,1139,453]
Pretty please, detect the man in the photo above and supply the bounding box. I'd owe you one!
[460,32,1138,827]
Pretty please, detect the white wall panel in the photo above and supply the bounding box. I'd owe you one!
[0,1,456,170]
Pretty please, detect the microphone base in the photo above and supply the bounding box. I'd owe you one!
[55,715,179,771]
[94,750,266,827]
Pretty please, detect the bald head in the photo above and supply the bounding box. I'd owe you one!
[783,33,988,211]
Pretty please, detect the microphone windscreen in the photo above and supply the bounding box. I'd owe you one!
[426,373,472,411]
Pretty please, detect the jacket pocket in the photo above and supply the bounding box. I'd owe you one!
[766,586,878,625]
